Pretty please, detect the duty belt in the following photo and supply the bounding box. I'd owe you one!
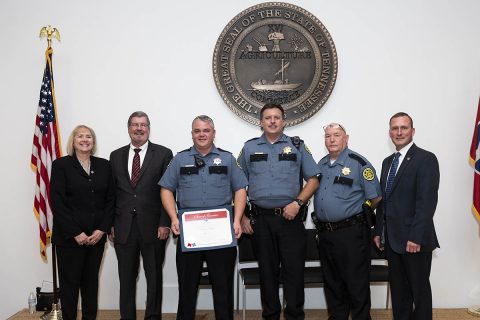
[251,204,283,216]
[317,212,366,232]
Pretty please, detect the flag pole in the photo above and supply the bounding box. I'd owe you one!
[38,25,63,320]
[468,98,480,318]
[40,243,62,320]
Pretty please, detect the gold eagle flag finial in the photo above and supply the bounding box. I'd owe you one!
[39,25,61,48]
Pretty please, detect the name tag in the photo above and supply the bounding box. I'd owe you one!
[334,176,353,186]
[279,154,297,161]
[209,166,228,174]
[250,154,268,162]
[180,166,199,175]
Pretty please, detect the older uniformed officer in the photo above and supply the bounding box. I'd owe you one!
[239,103,320,320]
[313,123,382,320]
[159,115,247,320]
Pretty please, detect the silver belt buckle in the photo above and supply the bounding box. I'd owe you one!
[274,208,282,216]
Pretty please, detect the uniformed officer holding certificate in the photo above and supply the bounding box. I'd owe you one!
[159,115,247,320]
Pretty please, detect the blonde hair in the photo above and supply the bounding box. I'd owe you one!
[66,125,97,156]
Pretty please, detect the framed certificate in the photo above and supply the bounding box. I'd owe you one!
[178,205,237,252]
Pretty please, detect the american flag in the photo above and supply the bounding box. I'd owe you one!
[470,98,480,221]
[31,47,62,260]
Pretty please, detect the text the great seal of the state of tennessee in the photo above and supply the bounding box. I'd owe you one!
[213,2,337,127]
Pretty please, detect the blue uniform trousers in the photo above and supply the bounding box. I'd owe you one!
[175,243,237,320]
[316,222,371,320]
[252,214,306,320]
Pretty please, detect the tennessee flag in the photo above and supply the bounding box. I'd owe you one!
[470,98,480,220]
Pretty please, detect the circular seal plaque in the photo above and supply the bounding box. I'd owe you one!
[213,2,337,127]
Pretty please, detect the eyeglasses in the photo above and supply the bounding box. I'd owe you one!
[323,123,346,132]
[129,123,149,129]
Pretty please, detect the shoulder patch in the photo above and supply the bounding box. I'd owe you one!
[237,148,243,159]
[217,147,232,154]
[236,148,243,169]
[348,153,367,166]
[362,167,375,181]
[304,144,312,155]
[178,148,191,153]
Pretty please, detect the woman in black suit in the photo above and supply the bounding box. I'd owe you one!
[51,125,114,320]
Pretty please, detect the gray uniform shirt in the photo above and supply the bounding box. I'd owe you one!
[238,133,319,208]
[159,145,247,209]
[314,148,381,222]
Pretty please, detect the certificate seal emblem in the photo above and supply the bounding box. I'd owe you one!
[213,2,337,127]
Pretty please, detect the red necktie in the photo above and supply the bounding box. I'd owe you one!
[131,148,141,187]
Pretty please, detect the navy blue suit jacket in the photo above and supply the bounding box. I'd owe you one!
[374,144,440,253]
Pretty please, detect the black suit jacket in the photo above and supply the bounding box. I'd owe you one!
[110,141,173,244]
[374,144,440,253]
[51,155,115,247]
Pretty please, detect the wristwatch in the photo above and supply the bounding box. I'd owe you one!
[294,198,304,207]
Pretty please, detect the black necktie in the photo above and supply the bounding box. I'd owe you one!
[131,148,141,187]
[385,152,400,196]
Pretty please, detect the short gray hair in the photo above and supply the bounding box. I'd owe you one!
[192,115,215,129]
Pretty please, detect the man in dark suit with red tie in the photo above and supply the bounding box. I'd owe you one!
[110,111,173,319]
[373,112,440,320]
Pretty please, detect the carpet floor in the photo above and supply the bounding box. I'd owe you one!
[9,308,480,320]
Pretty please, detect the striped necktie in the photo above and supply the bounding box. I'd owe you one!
[385,152,400,196]
[131,148,141,187]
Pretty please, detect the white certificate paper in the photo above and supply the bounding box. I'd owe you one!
[179,206,237,252]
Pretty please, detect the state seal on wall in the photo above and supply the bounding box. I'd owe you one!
[213,2,337,127]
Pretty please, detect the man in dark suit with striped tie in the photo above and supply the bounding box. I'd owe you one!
[110,111,173,319]
[373,112,440,320]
